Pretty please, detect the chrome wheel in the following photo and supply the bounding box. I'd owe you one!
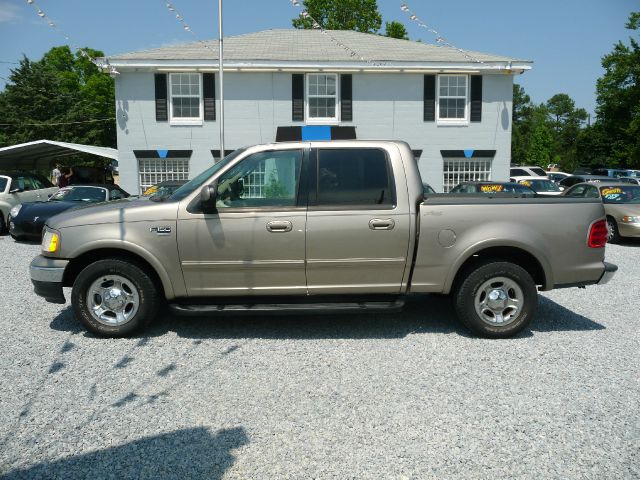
[86,275,140,326]
[474,276,523,326]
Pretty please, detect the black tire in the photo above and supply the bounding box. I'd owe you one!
[607,216,620,243]
[71,259,160,337]
[0,214,6,235]
[453,261,538,338]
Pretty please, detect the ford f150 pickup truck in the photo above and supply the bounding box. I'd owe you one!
[29,141,617,338]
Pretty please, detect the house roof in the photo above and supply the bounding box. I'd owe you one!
[107,29,531,71]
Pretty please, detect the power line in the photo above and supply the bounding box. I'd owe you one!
[0,118,115,127]
[25,0,119,75]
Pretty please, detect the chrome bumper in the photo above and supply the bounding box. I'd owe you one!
[597,262,618,285]
[30,256,69,304]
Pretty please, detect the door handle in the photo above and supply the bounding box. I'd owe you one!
[266,220,293,233]
[369,218,395,230]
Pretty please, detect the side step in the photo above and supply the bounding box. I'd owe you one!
[169,298,405,316]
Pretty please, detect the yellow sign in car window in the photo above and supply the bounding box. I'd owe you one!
[480,184,504,193]
[520,180,532,187]
[601,187,622,196]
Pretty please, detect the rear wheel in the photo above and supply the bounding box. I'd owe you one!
[0,214,6,235]
[607,217,620,243]
[454,261,538,338]
[71,259,160,337]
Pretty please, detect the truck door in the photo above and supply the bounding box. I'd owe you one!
[177,147,308,296]
[305,146,411,295]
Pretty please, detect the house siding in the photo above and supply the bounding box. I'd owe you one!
[115,71,513,194]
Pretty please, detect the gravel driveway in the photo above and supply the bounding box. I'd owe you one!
[0,235,638,479]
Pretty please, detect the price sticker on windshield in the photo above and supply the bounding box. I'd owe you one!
[601,187,622,196]
[520,180,532,187]
[480,184,504,193]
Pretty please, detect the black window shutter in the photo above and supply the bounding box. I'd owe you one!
[340,74,353,122]
[470,75,482,122]
[203,73,216,121]
[292,74,304,122]
[154,74,168,122]
[423,75,435,122]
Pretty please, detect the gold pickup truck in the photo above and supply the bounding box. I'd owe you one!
[29,141,617,338]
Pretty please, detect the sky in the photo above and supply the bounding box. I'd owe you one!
[0,0,637,117]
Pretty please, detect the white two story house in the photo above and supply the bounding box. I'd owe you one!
[105,29,531,194]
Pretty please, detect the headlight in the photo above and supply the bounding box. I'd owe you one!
[41,229,60,254]
[622,216,640,223]
[9,204,22,218]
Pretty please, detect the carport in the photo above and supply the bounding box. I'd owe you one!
[0,139,117,170]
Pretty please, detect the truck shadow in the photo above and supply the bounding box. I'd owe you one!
[50,294,604,340]
[2,426,248,480]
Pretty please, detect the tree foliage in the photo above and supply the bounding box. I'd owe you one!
[385,21,409,40]
[592,11,640,167]
[292,0,382,33]
[0,46,115,149]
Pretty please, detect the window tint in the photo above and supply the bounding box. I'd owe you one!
[216,150,302,208]
[316,148,394,207]
[30,175,47,190]
[585,186,600,198]
[510,168,528,176]
[110,188,126,200]
[565,185,587,197]
[530,167,547,176]
[0,177,7,192]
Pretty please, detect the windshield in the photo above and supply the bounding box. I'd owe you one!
[600,186,640,204]
[50,186,106,202]
[0,177,7,193]
[519,179,561,192]
[477,184,533,194]
[168,148,247,201]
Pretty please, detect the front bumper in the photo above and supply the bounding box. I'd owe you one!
[597,262,618,285]
[30,255,69,304]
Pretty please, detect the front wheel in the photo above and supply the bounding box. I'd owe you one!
[454,261,538,338]
[71,259,160,337]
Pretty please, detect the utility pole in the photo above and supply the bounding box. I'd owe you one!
[218,0,225,160]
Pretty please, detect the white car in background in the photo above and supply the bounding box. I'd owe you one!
[0,172,58,234]
[510,176,563,196]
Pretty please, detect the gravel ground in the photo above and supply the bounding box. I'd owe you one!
[0,234,638,479]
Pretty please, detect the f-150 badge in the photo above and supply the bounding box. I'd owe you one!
[150,226,172,235]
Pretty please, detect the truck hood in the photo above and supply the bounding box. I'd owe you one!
[46,196,179,230]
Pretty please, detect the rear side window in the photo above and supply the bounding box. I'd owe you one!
[510,168,528,176]
[530,167,547,176]
[316,148,395,207]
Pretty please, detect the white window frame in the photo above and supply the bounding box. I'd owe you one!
[168,72,203,126]
[437,74,469,126]
[306,73,340,124]
[442,158,492,193]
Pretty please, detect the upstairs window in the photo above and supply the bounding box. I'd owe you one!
[169,73,202,123]
[307,73,338,122]
[438,75,468,123]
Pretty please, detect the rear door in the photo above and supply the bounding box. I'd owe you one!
[304,145,411,295]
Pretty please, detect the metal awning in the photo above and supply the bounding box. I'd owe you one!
[0,140,117,170]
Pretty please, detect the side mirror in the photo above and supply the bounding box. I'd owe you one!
[200,181,218,213]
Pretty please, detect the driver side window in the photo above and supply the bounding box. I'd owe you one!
[216,150,302,208]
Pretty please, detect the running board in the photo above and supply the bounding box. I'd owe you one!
[169,299,405,316]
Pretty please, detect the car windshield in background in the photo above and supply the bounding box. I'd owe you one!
[519,179,561,193]
[0,177,7,192]
[50,187,106,202]
[478,184,532,194]
[599,186,640,204]
[169,148,247,202]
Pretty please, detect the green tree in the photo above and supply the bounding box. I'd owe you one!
[511,83,533,164]
[545,93,588,168]
[384,21,408,40]
[0,46,115,149]
[526,120,554,167]
[292,0,382,33]
[594,11,640,168]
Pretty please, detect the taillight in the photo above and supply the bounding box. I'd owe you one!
[588,219,608,248]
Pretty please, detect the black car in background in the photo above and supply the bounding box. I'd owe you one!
[8,184,130,240]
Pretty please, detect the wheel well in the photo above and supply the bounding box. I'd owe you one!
[452,246,546,292]
[63,249,163,292]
